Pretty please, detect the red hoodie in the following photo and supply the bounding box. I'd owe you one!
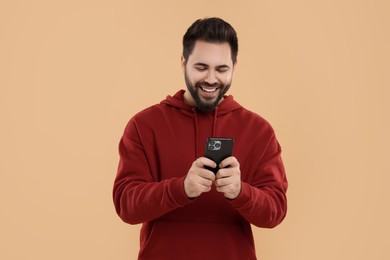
[113,90,288,260]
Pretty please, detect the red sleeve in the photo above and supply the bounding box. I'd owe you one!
[229,133,288,228]
[112,120,191,224]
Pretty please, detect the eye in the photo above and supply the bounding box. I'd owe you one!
[217,67,229,73]
[195,66,207,71]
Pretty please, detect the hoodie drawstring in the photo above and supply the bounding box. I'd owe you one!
[192,107,219,159]
[192,108,199,159]
[212,107,218,137]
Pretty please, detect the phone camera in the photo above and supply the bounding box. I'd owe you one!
[208,140,221,150]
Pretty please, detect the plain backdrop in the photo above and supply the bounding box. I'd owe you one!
[1,0,389,259]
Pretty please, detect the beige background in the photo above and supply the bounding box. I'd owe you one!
[1,0,389,259]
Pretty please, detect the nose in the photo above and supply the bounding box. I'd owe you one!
[205,70,217,85]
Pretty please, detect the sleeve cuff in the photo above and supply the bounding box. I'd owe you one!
[169,176,193,206]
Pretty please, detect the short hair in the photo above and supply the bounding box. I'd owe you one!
[182,17,238,63]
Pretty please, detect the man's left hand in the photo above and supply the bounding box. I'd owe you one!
[215,156,241,199]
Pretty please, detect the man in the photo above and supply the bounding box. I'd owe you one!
[113,17,288,260]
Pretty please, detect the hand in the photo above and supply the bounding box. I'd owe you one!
[184,157,216,198]
[215,156,241,199]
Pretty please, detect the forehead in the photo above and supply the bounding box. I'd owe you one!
[187,40,233,66]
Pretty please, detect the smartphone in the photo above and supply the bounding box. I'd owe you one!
[204,137,234,173]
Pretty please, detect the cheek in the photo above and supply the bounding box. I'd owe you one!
[189,71,206,83]
[219,74,232,85]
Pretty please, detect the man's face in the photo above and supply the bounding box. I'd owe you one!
[182,40,236,112]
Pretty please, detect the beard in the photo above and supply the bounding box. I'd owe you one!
[184,70,231,112]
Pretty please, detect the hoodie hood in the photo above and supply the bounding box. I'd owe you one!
[161,90,243,157]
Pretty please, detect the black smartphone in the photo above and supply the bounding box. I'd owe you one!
[204,137,234,173]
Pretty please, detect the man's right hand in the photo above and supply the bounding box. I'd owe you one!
[184,157,216,198]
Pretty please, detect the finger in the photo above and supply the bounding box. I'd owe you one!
[200,157,217,168]
[214,177,229,187]
[194,157,202,168]
[194,157,216,168]
[199,169,216,181]
[191,161,216,181]
[199,178,214,188]
[215,185,241,199]
[215,170,226,179]
[215,184,232,194]
[216,167,234,179]
[219,156,239,169]
[192,171,214,185]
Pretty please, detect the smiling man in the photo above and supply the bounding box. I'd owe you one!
[183,40,234,112]
[113,17,288,260]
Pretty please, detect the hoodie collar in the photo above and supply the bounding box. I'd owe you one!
[161,90,243,116]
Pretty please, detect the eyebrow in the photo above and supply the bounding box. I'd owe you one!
[194,62,230,69]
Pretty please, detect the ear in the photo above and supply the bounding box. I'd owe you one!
[232,59,238,72]
[181,56,187,69]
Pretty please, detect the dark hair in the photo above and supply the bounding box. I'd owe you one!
[182,17,238,63]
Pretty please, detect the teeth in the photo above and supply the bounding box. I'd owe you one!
[201,87,217,93]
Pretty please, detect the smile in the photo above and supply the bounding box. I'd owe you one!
[200,86,217,93]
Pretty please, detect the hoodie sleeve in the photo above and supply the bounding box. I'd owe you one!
[229,133,288,228]
[113,119,192,225]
